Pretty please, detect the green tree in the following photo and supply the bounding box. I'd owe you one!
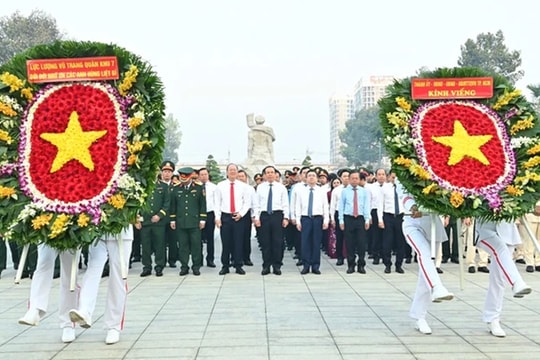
[457,30,523,84]
[527,84,540,111]
[162,113,182,164]
[301,155,312,167]
[205,154,224,183]
[0,10,64,64]
[340,106,384,167]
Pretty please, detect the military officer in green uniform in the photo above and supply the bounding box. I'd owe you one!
[170,167,207,276]
[136,161,172,277]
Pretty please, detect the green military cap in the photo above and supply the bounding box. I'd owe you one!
[178,167,194,175]
[161,160,175,171]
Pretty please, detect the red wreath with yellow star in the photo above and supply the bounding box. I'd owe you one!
[379,67,540,221]
[0,41,166,250]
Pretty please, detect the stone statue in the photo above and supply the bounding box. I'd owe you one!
[244,113,275,183]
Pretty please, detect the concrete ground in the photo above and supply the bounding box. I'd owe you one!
[1,238,540,360]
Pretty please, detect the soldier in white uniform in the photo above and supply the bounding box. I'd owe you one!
[69,226,133,344]
[401,189,454,335]
[18,245,80,343]
[475,220,532,337]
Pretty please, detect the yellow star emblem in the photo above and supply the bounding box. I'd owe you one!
[40,111,107,173]
[432,120,492,166]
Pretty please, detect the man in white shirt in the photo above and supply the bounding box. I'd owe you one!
[214,163,251,275]
[254,165,290,275]
[294,169,330,274]
[366,168,386,265]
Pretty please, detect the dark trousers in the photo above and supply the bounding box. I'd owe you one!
[285,223,296,250]
[259,211,284,270]
[382,213,405,267]
[242,213,252,262]
[368,209,382,260]
[132,226,142,260]
[141,224,166,271]
[202,211,216,264]
[344,215,367,267]
[442,221,459,260]
[166,226,178,265]
[178,227,202,271]
[334,212,344,260]
[300,216,323,271]
[220,213,245,268]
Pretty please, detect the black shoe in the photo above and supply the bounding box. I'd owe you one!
[451,258,459,264]
[219,267,229,275]
[155,269,163,277]
[526,265,534,273]
[312,269,321,275]
[193,269,201,276]
[132,257,141,263]
[179,269,189,276]
[405,258,412,264]
[101,269,109,278]
[336,259,344,266]
[372,258,380,265]
[384,266,391,274]
[441,258,449,264]
[261,268,270,275]
[300,268,309,275]
[273,268,282,276]
[358,266,366,274]
[169,263,177,268]
[536,266,540,272]
[346,267,354,274]
[516,259,526,264]
[468,266,476,273]
[207,261,216,268]
[236,267,246,275]
[436,267,443,274]
[295,260,303,266]
[53,271,60,279]
[21,272,30,279]
[140,269,151,277]
[395,266,404,274]
[244,260,254,266]
[478,266,490,273]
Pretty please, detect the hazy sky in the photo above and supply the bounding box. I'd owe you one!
[3,0,540,165]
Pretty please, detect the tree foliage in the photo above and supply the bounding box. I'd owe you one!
[340,106,384,167]
[162,113,182,164]
[205,155,224,183]
[457,30,523,84]
[0,10,64,65]
[301,155,312,167]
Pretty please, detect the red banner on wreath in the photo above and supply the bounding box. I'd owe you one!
[411,77,493,100]
[26,56,119,83]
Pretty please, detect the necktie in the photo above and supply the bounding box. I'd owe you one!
[394,184,399,215]
[230,182,236,213]
[267,183,273,214]
[308,187,314,217]
[353,187,358,217]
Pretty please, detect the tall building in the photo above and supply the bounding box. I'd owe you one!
[328,94,354,165]
[353,76,394,111]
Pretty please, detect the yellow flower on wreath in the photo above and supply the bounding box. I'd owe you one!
[386,112,408,128]
[108,193,127,209]
[77,213,90,227]
[0,72,24,92]
[0,185,16,198]
[32,213,54,230]
[49,214,72,238]
[409,163,431,180]
[395,97,412,113]
[422,183,438,195]
[523,156,540,169]
[128,116,143,129]
[0,129,13,144]
[506,185,524,197]
[510,116,534,135]
[492,89,521,110]
[0,101,17,117]
[514,170,540,184]
[127,140,152,154]
[118,65,139,96]
[21,87,33,100]
[449,191,464,208]
[393,154,412,168]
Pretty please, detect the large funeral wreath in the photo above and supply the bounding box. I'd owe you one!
[379,67,540,221]
[0,41,165,250]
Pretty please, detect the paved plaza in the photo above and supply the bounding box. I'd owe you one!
[1,237,540,360]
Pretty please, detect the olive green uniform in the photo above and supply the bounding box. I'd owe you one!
[140,180,171,273]
[170,182,206,272]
